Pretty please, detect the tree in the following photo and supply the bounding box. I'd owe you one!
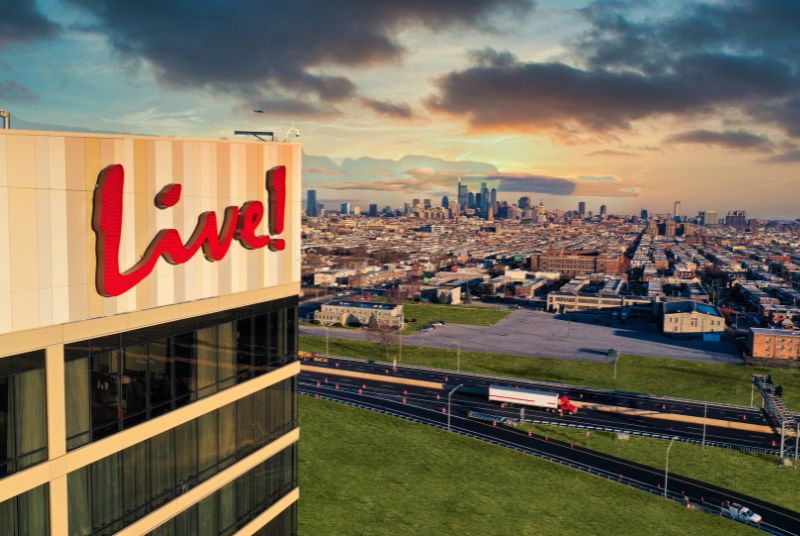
[365,316,399,361]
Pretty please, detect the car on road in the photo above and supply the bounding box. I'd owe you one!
[726,503,762,524]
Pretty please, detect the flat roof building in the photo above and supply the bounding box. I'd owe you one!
[661,301,725,335]
[0,129,301,535]
[315,300,404,328]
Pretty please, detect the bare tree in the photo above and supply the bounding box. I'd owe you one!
[365,316,399,361]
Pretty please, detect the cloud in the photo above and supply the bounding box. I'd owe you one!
[361,98,416,119]
[67,0,532,112]
[759,149,800,164]
[665,129,772,150]
[588,149,637,157]
[0,0,59,48]
[0,80,39,103]
[427,1,800,139]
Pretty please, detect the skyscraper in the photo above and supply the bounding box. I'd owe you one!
[640,209,649,220]
[599,204,607,216]
[467,192,475,209]
[307,189,318,217]
[340,202,351,215]
[674,201,681,219]
[441,195,449,208]
[725,210,747,227]
[424,198,432,209]
[480,182,489,217]
[518,196,531,210]
[705,210,718,226]
[457,177,469,210]
[369,203,378,217]
[490,188,497,212]
[578,201,586,216]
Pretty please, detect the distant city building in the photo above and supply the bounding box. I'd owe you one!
[640,209,649,220]
[424,198,432,209]
[369,203,378,217]
[674,200,682,219]
[441,195,449,209]
[490,188,497,212]
[705,210,718,225]
[403,202,411,215]
[519,196,531,210]
[578,201,586,216]
[457,177,469,210]
[412,198,421,207]
[725,210,747,227]
[340,202,351,215]
[600,204,608,216]
[467,191,475,209]
[307,189,318,216]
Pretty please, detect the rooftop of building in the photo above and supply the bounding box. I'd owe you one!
[325,300,400,310]
[662,300,721,317]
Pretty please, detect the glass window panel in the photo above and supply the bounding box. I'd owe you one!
[90,349,121,440]
[217,404,236,468]
[252,389,267,446]
[65,357,91,450]
[195,326,218,399]
[0,374,13,476]
[149,431,175,509]
[122,441,149,522]
[174,504,197,535]
[267,310,284,366]
[68,467,92,536]
[235,318,253,380]
[236,396,254,455]
[16,484,49,536]
[217,481,236,536]
[122,343,148,427]
[218,322,236,389]
[252,314,268,376]
[92,453,122,534]
[15,362,47,469]
[0,495,15,536]
[174,419,197,491]
[197,411,218,480]
[286,306,297,359]
[148,339,172,418]
[236,467,253,522]
[196,494,218,536]
[173,331,196,407]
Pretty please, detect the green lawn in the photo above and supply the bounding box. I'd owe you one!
[519,424,800,512]
[299,335,800,409]
[400,302,510,334]
[298,396,752,536]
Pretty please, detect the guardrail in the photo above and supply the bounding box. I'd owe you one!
[301,386,796,536]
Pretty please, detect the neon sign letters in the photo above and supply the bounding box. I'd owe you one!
[92,163,287,297]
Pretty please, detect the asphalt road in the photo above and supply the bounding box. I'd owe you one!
[301,307,741,364]
[300,377,800,536]
[303,356,796,454]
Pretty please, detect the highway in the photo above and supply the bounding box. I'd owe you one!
[301,356,799,455]
[299,370,800,536]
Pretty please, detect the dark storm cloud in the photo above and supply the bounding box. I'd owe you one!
[428,1,800,138]
[361,98,415,119]
[665,129,772,150]
[67,0,532,109]
[0,0,59,48]
[0,80,39,102]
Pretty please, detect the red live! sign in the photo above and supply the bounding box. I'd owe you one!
[92,163,287,297]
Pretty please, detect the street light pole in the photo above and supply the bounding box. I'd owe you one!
[664,436,678,499]
[448,384,464,432]
[702,400,707,447]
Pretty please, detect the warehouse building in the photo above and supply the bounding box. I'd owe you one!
[660,301,725,335]
[314,300,404,329]
[0,129,301,535]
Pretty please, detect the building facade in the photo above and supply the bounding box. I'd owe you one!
[314,301,403,328]
[0,129,301,535]
[749,328,800,361]
[660,301,725,334]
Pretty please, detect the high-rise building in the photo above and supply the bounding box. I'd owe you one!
[578,201,586,216]
[369,203,379,217]
[490,188,497,212]
[475,193,482,211]
[705,210,718,226]
[479,182,489,217]
[340,202,351,215]
[467,192,475,209]
[518,196,531,210]
[412,198,421,207]
[599,204,607,216]
[307,189,318,217]
[640,209,649,220]
[457,177,469,210]
[353,206,361,216]
[725,210,747,227]
[0,129,300,535]
[441,195,449,209]
[403,202,411,215]
[424,198,432,209]
[674,201,681,219]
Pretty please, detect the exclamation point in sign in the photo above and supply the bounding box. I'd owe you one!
[267,165,286,251]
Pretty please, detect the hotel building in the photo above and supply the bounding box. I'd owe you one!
[0,129,301,535]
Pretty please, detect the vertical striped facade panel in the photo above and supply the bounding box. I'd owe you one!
[0,130,301,335]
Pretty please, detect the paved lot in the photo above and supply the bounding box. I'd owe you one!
[301,308,742,364]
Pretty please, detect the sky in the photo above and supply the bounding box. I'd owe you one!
[1,0,799,218]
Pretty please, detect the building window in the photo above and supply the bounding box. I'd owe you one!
[0,351,48,477]
[67,378,296,536]
[146,445,297,536]
[65,299,297,449]
[0,484,50,536]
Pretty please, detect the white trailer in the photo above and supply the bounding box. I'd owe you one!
[489,385,561,411]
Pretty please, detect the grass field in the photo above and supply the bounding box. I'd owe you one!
[400,302,511,334]
[299,335,800,408]
[519,424,800,512]
[298,396,752,535]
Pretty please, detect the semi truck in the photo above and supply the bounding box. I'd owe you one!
[488,385,577,415]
